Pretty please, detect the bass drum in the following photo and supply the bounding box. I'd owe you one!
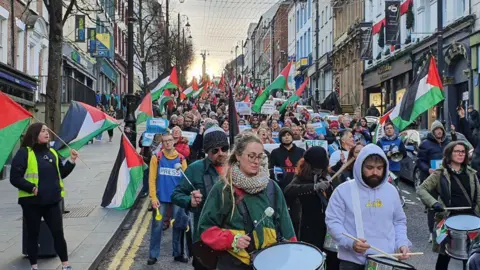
[365,255,415,270]
[252,242,325,270]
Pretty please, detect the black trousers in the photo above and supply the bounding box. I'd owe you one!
[22,201,68,265]
[107,129,114,138]
[339,260,364,270]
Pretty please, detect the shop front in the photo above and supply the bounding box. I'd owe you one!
[362,54,412,116]
[96,58,118,96]
[0,62,37,109]
[62,44,96,106]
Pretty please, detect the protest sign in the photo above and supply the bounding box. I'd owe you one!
[305,140,328,152]
[182,131,198,146]
[260,100,276,115]
[146,118,169,134]
[141,133,155,147]
[239,125,252,132]
[235,102,252,115]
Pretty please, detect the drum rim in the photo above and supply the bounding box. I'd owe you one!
[445,215,480,231]
[252,241,325,267]
[366,255,415,269]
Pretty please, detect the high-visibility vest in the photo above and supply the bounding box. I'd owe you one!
[19,147,64,198]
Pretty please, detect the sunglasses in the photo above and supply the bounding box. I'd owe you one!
[211,146,229,154]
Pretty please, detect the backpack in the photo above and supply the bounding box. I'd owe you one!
[156,151,185,165]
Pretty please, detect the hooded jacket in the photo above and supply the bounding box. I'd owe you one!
[468,242,480,270]
[325,144,411,265]
[269,143,305,190]
[417,121,455,176]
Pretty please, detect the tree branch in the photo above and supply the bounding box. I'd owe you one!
[63,0,76,25]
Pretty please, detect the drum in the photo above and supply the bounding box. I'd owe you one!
[445,215,480,260]
[365,256,415,270]
[323,231,338,252]
[252,242,325,270]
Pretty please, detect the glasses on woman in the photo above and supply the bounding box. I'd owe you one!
[453,150,466,155]
[247,153,264,163]
[211,146,229,154]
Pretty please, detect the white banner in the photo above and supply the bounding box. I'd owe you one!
[264,140,306,153]
[235,102,252,115]
[260,100,277,115]
[305,140,328,152]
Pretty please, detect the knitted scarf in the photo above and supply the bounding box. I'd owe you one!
[231,163,269,194]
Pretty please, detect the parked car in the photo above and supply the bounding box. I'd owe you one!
[399,129,473,189]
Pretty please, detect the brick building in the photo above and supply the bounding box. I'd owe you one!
[272,3,289,78]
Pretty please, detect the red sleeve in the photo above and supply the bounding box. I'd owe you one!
[176,143,190,158]
[289,236,298,242]
[201,226,235,251]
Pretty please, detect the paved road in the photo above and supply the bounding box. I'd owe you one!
[98,180,466,270]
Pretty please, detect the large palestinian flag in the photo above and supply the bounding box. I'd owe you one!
[53,101,120,158]
[135,92,153,125]
[101,135,146,209]
[252,61,293,113]
[181,76,199,100]
[279,77,309,114]
[0,92,32,170]
[390,56,444,131]
[158,89,174,114]
[151,67,180,101]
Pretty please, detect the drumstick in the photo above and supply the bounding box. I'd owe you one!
[369,252,424,258]
[330,158,355,182]
[443,207,472,210]
[342,233,399,261]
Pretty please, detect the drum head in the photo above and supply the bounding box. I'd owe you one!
[366,256,415,269]
[445,215,480,231]
[253,242,324,270]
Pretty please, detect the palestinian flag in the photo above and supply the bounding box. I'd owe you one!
[53,101,120,158]
[135,92,153,125]
[192,87,204,100]
[158,90,174,114]
[435,218,448,244]
[279,77,309,114]
[244,94,250,103]
[181,77,199,100]
[0,92,32,170]
[390,56,444,131]
[252,61,293,113]
[101,135,146,209]
[151,67,180,101]
[373,109,393,143]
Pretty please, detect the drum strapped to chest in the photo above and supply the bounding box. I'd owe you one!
[444,214,480,260]
[323,231,338,252]
[252,242,326,270]
[365,255,415,270]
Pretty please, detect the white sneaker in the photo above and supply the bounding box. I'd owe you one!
[429,233,433,243]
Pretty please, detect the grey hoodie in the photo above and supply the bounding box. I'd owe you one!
[325,144,411,265]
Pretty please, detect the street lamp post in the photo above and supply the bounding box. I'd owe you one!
[235,45,238,80]
[125,0,137,147]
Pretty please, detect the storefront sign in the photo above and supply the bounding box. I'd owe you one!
[385,0,401,45]
[363,55,412,89]
[87,28,96,54]
[70,51,89,68]
[96,33,112,58]
[75,15,86,42]
[0,71,36,91]
[100,60,118,82]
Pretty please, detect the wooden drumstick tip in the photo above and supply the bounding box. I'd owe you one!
[342,232,399,261]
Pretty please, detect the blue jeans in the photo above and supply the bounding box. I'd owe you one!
[149,203,184,259]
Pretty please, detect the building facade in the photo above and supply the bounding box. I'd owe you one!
[332,0,365,113]
[0,0,49,110]
[271,3,289,79]
[243,23,257,83]
[311,0,333,102]
[363,0,472,128]
[294,0,313,97]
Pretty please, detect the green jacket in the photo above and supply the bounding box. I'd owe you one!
[417,166,480,220]
[197,180,296,265]
[171,158,221,240]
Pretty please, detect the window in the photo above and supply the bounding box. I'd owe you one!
[296,40,299,59]
[308,0,312,19]
[321,39,324,55]
[300,36,303,57]
[325,6,328,24]
[296,10,299,32]
[17,29,24,71]
[321,11,324,27]
[308,28,311,54]
[304,7,307,24]
[0,19,6,64]
[326,35,328,52]
[304,33,307,57]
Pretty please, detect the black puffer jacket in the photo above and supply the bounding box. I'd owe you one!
[469,242,480,270]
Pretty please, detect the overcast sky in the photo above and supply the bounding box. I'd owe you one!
[167,0,281,79]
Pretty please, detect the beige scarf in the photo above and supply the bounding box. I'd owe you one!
[231,163,269,194]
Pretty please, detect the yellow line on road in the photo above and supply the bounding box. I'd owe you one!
[107,199,149,270]
[119,206,152,269]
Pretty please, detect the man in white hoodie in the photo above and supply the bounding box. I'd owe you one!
[326,144,412,269]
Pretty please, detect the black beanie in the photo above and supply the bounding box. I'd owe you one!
[304,146,328,170]
[279,127,293,139]
[203,125,229,152]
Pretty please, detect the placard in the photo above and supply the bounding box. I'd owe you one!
[264,140,306,153]
[142,132,155,147]
[305,140,328,152]
[146,118,169,134]
[272,132,279,143]
[260,100,277,115]
[182,131,198,146]
[235,102,252,115]
[239,125,252,132]
[430,160,442,170]
[311,122,327,136]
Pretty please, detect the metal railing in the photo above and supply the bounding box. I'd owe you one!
[35,76,96,106]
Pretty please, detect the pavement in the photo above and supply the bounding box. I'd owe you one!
[98,179,468,270]
[0,129,138,270]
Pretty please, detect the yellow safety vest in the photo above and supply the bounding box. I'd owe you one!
[19,147,65,198]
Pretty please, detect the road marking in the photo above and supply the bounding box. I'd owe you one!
[120,207,152,269]
[401,190,411,195]
[108,199,149,270]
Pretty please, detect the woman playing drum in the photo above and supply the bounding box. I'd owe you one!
[417,141,480,270]
[197,132,297,270]
[284,146,340,270]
